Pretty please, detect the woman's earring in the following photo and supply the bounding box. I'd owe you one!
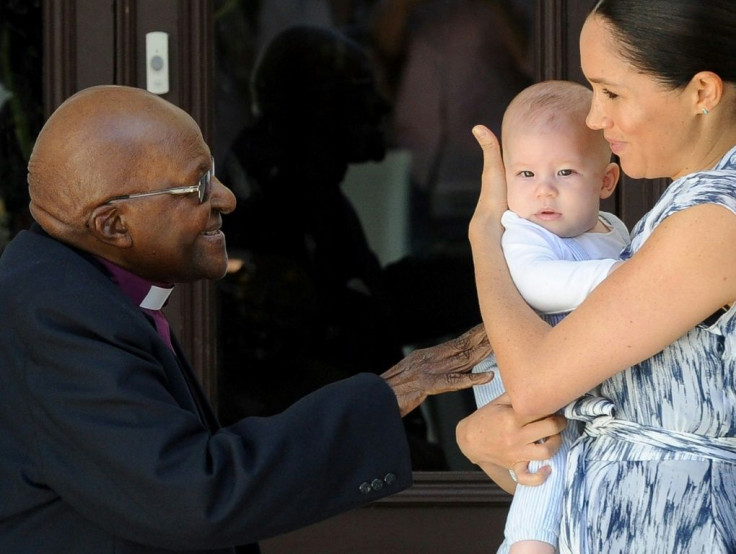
[703,107,710,115]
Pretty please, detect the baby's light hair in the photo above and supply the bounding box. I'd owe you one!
[502,80,611,163]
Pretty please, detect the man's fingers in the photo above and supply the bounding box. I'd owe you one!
[455,322,489,347]
[437,324,491,362]
[466,371,494,384]
[426,371,494,396]
[448,371,493,388]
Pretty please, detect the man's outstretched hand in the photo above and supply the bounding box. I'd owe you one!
[382,324,493,417]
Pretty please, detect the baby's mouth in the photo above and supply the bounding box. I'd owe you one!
[536,209,560,220]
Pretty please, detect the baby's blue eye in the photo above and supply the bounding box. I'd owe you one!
[519,170,534,178]
[558,169,574,176]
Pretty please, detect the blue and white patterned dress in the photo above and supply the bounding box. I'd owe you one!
[560,145,736,553]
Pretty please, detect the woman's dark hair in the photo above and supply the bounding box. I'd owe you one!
[591,0,736,89]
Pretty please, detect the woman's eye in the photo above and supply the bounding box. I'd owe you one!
[602,88,618,99]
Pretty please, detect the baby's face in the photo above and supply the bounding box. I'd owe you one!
[503,124,609,238]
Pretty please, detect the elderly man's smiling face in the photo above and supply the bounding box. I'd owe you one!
[28,85,237,283]
[117,138,235,284]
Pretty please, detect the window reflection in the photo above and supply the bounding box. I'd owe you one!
[0,0,42,250]
[214,0,534,470]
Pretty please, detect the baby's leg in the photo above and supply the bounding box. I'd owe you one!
[504,420,581,552]
[509,540,555,554]
[472,354,506,407]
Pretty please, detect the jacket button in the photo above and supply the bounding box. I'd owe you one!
[371,478,384,491]
[359,482,372,494]
[384,473,396,485]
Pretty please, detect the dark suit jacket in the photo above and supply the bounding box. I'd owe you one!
[0,226,412,553]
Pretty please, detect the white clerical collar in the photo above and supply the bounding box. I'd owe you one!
[140,285,174,310]
[95,256,175,310]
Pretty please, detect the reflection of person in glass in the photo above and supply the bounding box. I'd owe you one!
[371,0,534,253]
[218,25,445,468]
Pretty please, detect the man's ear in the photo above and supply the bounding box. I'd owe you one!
[690,70,723,114]
[599,162,620,200]
[87,204,133,247]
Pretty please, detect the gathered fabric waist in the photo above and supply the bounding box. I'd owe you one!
[564,395,736,464]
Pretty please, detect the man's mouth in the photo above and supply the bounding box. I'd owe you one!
[202,220,223,236]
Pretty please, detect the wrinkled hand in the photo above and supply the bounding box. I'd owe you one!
[381,323,493,417]
[456,393,567,486]
[469,125,508,239]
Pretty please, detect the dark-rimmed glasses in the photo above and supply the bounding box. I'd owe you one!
[104,158,214,205]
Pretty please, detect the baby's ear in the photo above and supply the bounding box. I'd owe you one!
[599,162,620,200]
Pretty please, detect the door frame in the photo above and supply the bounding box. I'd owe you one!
[42,1,661,549]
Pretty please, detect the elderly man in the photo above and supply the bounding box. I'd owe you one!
[0,85,495,553]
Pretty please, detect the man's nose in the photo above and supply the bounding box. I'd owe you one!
[210,176,237,214]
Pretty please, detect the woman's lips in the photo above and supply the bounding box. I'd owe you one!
[607,139,625,155]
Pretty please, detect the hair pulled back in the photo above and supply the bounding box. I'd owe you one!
[592,0,736,89]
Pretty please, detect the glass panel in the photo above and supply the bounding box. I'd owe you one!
[213,0,534,470]
[0,0,42,250]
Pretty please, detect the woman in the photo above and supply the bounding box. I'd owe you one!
[457,0,736,552]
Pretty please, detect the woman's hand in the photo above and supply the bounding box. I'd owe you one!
[469,125,508,241]
[456,394,566,487]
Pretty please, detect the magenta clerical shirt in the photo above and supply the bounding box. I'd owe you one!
[95,257,175,351]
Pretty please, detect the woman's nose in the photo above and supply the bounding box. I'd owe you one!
[586,97,607,130]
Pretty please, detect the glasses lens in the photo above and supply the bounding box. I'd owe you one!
[198,173,207,203]
[199,159,214,203]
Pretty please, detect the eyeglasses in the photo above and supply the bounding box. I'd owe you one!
[104,158,215,205]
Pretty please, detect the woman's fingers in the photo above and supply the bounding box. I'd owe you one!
[521,415,568,448]
[471,124,507,215]
[513,460,552,487]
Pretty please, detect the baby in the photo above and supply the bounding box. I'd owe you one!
[472,80,629,554]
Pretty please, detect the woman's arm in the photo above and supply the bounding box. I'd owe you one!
[469,125,736,417]
[477,462,518,495]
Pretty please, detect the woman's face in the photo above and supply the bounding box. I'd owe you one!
[580,15,698,180]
